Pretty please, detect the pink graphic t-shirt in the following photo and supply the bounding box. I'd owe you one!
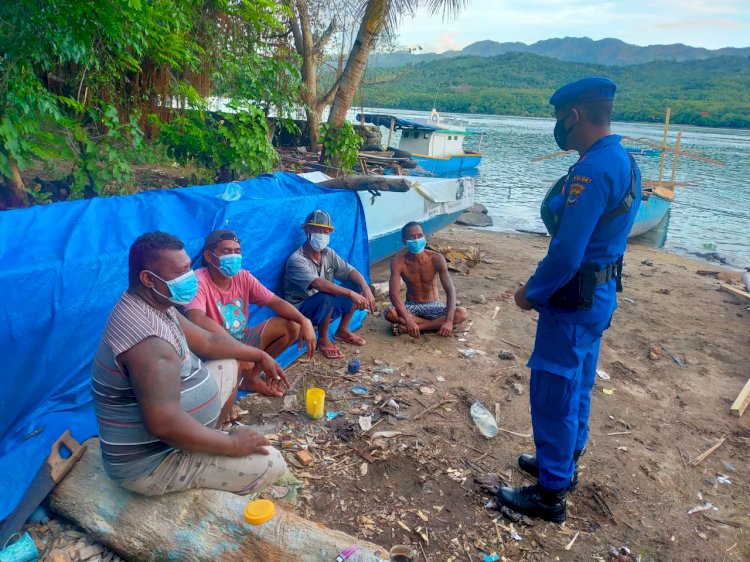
[185,268,274,340]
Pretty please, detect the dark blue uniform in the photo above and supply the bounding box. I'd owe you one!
[525,134,641,491]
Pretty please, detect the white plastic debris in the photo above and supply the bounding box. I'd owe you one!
[687,502,714,515]
[596,369,611,380]
[358,416,372,432]
[458,348,486,359]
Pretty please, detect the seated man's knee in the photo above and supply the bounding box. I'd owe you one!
[454,307,468,324]
[264,447,288,485]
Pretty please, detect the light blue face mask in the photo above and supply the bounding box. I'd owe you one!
[406,237,427,254]
[210,252,242,277]
[309,232,330,252]
[148,270,198,305]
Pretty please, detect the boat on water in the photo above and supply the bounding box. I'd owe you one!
[626,108,724,238]
[300,172,475,263]
[630,189,672,238]
[535,108,724,239]
[356,112,482,176]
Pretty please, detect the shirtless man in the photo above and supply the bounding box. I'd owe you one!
[384,222,468,337]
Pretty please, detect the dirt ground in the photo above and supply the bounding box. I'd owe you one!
[237,226,750,562]
[21,226,749,562]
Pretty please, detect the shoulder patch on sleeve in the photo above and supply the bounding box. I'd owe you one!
[572,175,591,184]
[566,183,586,206]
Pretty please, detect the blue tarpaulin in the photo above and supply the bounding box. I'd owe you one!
[0,172,369,521]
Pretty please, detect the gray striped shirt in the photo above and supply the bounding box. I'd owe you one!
[91,291,219,482]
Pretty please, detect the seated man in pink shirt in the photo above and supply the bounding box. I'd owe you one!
[185,230,316,397]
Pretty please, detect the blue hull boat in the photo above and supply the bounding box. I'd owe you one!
[629,192,672,238]
[411,152,482,175]
[356,112,482,178]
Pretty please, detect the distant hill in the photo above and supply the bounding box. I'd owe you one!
[360,52,750,128]
[368,37,750,68]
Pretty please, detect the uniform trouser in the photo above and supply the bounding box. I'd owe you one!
[527,314,610,491]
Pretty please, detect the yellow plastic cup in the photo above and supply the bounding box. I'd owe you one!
[306,387,325,419]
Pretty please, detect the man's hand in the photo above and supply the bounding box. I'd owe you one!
[438,319,454,337]
[362,287,377,314]
[299,319,317,359]
[514,284,534,311]
[259,352,290,391]
[404,316,420,338]
[227,426,271,457]
[349,290,369,311]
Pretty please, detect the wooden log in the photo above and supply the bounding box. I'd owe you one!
[730,378,750,417]
[319,175,411,193]
[720,283,750,302]
[49,440,387,562]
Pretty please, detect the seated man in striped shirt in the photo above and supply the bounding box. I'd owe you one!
[91,232,288,496]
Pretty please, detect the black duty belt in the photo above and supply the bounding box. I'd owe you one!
[550,257,624,311]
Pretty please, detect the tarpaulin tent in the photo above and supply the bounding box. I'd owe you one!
[0,172,370,521]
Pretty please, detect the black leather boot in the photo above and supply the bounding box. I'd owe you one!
[496,483,567,523]
[517,446,585,491]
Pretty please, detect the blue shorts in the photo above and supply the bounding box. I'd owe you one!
[297,292,353,326]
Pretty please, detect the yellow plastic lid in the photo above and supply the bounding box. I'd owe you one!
[244,499,275,526]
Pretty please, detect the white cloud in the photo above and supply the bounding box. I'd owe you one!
[395,0,750,50]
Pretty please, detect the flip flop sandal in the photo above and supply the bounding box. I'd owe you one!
[336,333,366,346]
[317,344,344,359]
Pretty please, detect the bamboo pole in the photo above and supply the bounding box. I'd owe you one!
[669,127,684,188]
[657,108,671,189]
[386,117,395,149]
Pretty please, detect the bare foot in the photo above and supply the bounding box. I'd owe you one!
[223,403,241,425]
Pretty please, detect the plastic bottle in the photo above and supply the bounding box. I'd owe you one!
[470,401,498,438]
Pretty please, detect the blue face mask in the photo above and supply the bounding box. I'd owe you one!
[210,252,242,277]
[406,237,427,254]
[148,270,198,305]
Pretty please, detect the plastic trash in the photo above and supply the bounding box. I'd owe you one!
[244,499,275,526]
[218,181,244,201]
[0,533,38,562]
[470,401,498,438]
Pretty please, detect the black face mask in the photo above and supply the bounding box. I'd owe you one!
[554,117,570,151]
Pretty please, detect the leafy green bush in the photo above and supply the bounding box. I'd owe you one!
[320,122,363,174]
[156,103,278,183]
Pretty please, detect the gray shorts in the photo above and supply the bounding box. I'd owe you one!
[384,300,448,321]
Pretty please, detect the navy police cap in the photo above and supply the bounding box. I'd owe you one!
[549,77,616,108]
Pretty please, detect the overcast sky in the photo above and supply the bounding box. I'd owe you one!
[396,0,750,52]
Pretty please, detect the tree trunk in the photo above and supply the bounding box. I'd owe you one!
[305,106,321,150]
[326,1,384,128]
[2,155,28,208]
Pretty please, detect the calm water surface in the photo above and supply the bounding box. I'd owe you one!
[362,109,750,269]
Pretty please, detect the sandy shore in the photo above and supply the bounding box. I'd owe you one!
[241,226,749,561]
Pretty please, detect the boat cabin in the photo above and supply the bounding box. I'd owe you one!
[399,128,467,158]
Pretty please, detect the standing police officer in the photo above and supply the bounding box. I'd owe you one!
[496,77,642,522]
